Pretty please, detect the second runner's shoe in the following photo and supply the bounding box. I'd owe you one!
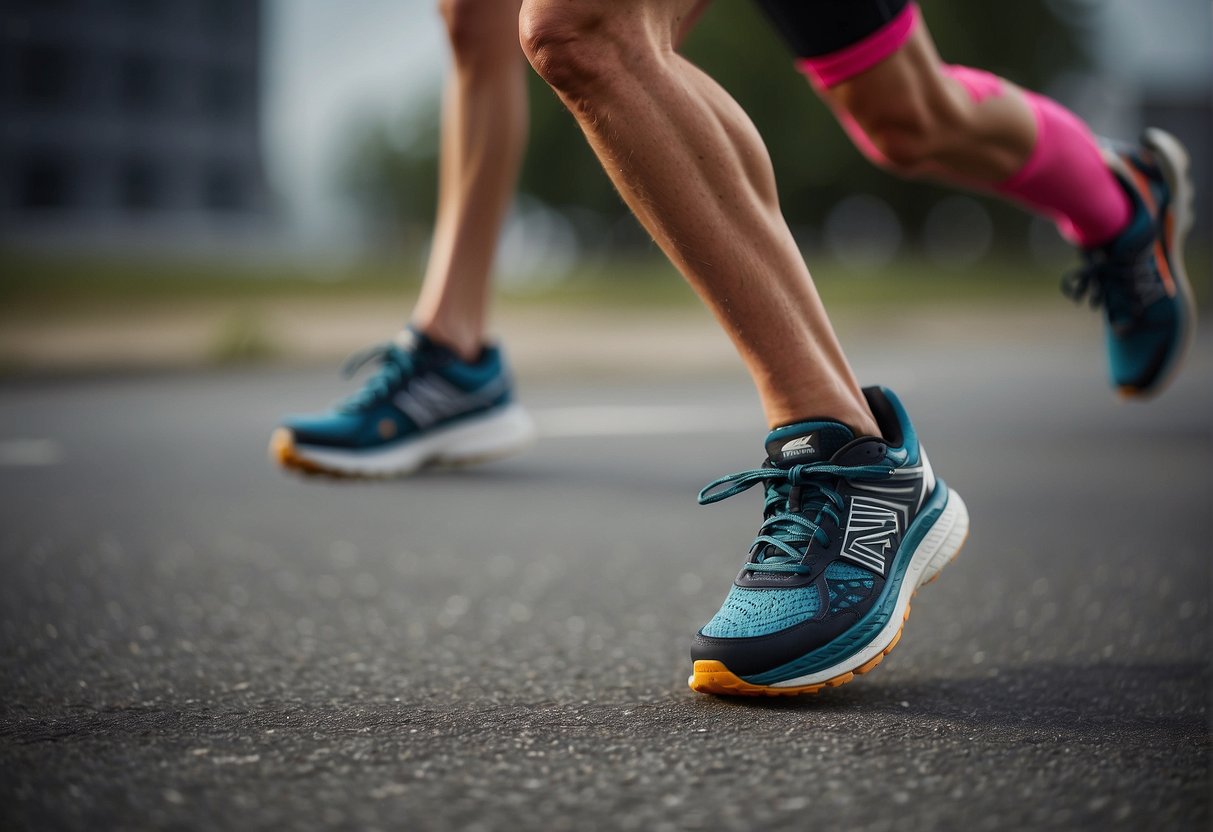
[270,328,535,477]
[689,386,968,696]
[1063,128,1197,398]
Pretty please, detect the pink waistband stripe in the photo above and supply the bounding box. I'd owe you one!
[796,2,920,89]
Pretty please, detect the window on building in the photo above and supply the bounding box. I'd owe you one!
[119,52,161,113]
[18,155,73,210]
[202,64,244,117]
[203,162,246,212]
[119,157,160,212]
[204,0,242,34]
[18,44,72,108]
[123,0,161,17]
[14,0,76,9]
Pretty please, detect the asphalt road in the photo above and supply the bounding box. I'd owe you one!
[1,328,1210,831]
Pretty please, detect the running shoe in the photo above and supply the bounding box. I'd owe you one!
[270,328,535,477]
[1063,128,1196,398]
[689,386,968,696]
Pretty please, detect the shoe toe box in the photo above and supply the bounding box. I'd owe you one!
[699,583,822,639]
[693,562,883,680]
[693,582,866,678]
[280,406,406,450]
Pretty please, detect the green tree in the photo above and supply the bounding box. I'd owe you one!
[344,0,1086,254]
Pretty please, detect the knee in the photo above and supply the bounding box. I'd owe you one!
[520,1,623,100]
[439,0,509,64]
[841,82,971,176]
[848,99,945,175]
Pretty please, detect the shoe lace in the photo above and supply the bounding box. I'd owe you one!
[698,460,894,574]
[336,342,418,412]
[1062,249,1158,325]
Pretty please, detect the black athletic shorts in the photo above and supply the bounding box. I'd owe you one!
[753,0,912,58]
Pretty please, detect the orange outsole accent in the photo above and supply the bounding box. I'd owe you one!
[1154,239,1177,296]
[269,428,374,480]
[268,428,521,480]
[1128,165,1177,294]
[1130,167,1157,215]
[1121,380,1171,402]
[688,604,911,697]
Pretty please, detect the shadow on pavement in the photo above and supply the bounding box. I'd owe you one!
[689,660,1208,734]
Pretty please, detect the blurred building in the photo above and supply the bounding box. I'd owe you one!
[0,0,267,253]
[1073,0,1212,244]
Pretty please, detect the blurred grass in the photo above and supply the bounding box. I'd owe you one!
[12,248,1203,311]
[2,246,1203,337]
[0,252,418,308]
[208,309,279,365]
[1,247,1207,376]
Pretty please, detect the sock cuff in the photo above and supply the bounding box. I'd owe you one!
[993,91,1131,247]
[795,2,919,90]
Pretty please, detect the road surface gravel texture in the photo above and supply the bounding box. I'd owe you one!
[1,329,1210,831]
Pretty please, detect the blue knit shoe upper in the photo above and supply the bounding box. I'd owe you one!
[281,328,514,452]
[271,327,534,477]
[1063,130,1195,396]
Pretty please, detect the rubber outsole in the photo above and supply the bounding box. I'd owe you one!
[272,428,368,479]
[269,406,537,479]
[688,606,910,697]
[688,496,969,698]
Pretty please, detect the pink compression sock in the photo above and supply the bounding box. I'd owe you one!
[982,73,1132,248]
[836,69,1132,248]
[797,9,1133,250]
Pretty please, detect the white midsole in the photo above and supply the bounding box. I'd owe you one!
[292,403,536,475]
[769,488,970,688]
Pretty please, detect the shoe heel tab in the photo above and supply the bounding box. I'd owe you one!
[862,386,919,463]
[477,341,505,363]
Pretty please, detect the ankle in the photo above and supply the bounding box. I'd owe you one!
[410,319,484,363]
[765,400,879,439]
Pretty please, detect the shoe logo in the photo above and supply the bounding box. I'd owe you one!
[780,433,817,459]
[841,496,903,575]
[393,373,507,428]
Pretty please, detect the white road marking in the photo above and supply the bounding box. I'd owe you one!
[0,439,64,466]
[533,405,759,438]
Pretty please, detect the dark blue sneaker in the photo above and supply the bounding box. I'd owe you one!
[1063,128,1196,398]
[271,329,535,477]
[689,387,968,696]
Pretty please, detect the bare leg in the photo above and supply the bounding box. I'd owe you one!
[817,17,1132,249]
[822,23,1035,183]
[520,0,878,434]
[411,0,527,361]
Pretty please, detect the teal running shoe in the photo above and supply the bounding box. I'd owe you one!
[689,387,968,696]
[271,329,535,477]
[1063,128,1197,398]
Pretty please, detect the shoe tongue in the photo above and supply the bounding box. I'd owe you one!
[764,420,855,468]
[394,328,457,361]
[393,328,420,351]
